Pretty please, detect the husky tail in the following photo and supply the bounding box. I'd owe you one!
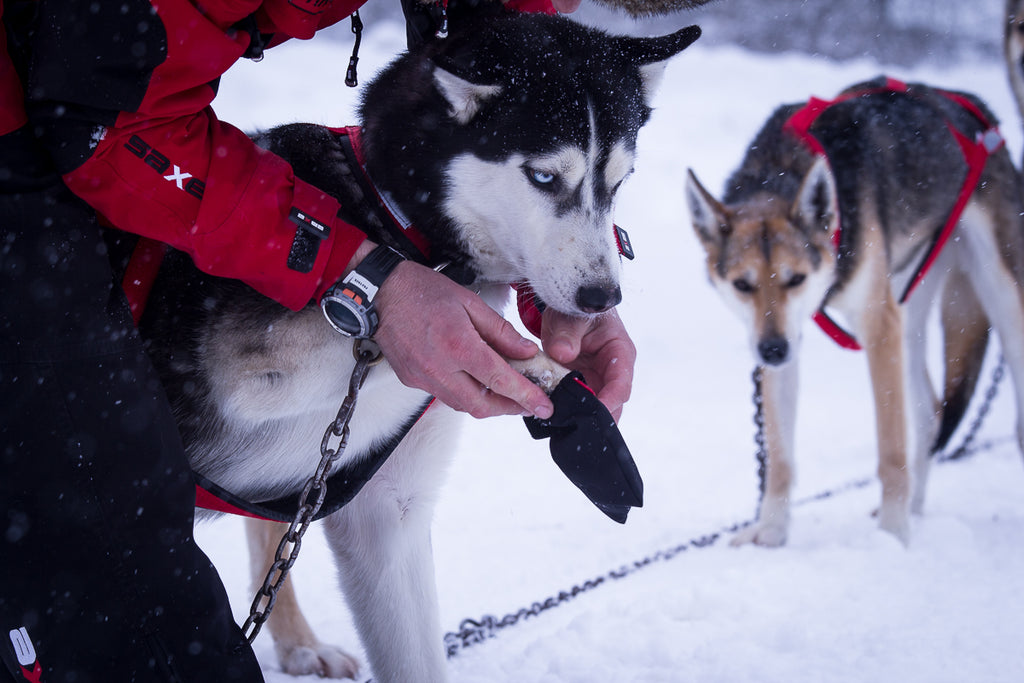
[933,272,990,454]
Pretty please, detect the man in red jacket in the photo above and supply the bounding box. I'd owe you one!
[0,0,651,679]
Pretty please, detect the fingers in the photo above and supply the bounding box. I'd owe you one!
[371,262,554,419]
[467,299,541,361]
[541,311,587,365]
[595,343,634,421]
[424,323,552,418]
[424,368,542,419]
[540,308,636,421]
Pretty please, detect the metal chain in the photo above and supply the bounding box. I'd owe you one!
[751,353,1007,494]
[751,366,767,510]
[441,354,1011,661]
[443,429,1021,663]
[241,341,379,644]
[443,529,728,659]
[441,472,882,660]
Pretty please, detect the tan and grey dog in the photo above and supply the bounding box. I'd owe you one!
[686,77,1024,547]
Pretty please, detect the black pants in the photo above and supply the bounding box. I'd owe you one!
[0,131,263,682]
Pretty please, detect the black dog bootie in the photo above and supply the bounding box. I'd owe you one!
[524,372,643,523]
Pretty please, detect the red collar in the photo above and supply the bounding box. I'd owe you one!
[784,77,1004,351]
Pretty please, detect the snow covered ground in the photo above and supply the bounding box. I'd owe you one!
[198,14,1024,683]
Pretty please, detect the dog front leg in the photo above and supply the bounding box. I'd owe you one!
[320,410,456,683]
[863,296,912,545]
[731,360,798,547]
[244,517,361,678]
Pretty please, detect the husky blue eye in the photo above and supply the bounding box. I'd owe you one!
[525,167,557,188]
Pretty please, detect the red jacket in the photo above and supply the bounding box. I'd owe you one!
[2,0,363,310]
[2,0,554,311]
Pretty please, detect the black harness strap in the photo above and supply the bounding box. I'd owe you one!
[196,399,433,522]
[329,125,480,286]
[330,125,434,262]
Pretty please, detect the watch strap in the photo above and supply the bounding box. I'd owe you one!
[349,244,406,302]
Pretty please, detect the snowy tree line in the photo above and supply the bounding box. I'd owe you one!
[670,0,1007,65]
[347,0,1007,67]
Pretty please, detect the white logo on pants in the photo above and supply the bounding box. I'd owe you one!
[9,627,36,666]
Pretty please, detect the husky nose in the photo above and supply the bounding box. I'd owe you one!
[758,337,789,366]
[576,285,622,313]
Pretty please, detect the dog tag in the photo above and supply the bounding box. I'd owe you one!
[614,224,635,260]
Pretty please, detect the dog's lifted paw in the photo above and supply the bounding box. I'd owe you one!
[509,353,570,394]
[277,641,360,679]
[730,521,788,548]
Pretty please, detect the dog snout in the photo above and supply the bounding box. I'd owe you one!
[757,336,789,365]
[575,284,622,313]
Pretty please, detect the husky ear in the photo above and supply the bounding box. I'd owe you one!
[791,157,839,237]
[614,25,701,106]
[685,168,729,247]
[433,67,503,125]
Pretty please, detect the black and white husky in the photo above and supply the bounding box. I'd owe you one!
[131,12,699,681]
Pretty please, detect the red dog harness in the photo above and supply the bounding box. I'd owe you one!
[783,77,1005,350]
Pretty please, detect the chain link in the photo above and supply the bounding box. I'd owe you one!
[241,341,380,644]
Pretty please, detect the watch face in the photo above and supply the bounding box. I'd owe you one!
[322,297,365,336]
[321,280,380,338]
[321,246,400,338]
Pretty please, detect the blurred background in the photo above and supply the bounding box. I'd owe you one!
[340,0,1005,66]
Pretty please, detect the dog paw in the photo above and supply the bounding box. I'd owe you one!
[730,521,787,548]
[509,353,570,394]
[278,642,360,679]
[909,494,925,516]
[876,507,911,547]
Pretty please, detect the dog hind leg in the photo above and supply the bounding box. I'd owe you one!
[958,204,1024,460]
[245,517,361,679]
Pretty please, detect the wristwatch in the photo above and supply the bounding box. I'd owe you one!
[321,245,406,338]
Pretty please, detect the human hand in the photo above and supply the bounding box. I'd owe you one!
[539,307,636,422]
[372,261,555,419]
